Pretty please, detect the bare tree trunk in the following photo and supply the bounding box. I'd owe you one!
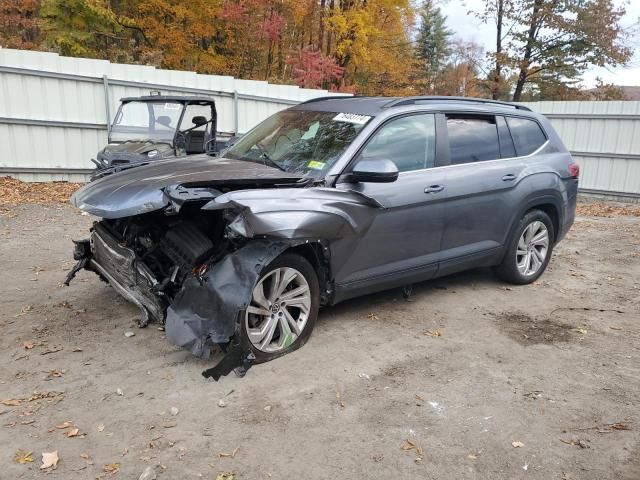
[490,0,504,100]
[513,0,543,101]
[319,0,326,52]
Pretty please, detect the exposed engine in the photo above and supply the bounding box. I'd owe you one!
[85,206,231,325]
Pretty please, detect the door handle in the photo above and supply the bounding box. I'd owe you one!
[424,185,445,193]
[502,174,516,181]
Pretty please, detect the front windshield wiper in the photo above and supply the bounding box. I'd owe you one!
[254,144,287,172]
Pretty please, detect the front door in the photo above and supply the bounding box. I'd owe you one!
[333,113,447,300]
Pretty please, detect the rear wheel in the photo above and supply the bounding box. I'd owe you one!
[240,253,320,363]
[494,209,554,285]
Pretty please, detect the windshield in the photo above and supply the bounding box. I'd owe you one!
[224,110,371,177]
[110,101,183,143]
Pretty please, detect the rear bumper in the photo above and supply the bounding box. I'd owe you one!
[88,224,166,325]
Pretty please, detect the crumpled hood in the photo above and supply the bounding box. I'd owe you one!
[71,156,303,219]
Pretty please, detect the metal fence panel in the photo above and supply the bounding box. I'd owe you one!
[521,101,640,198]
[0,49,344,181]
[1,49,639,197]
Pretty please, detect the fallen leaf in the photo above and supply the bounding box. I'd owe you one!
[415,394,424,401]
[512,441,525,448]
[97,424,105,432]
[423,330,442,337]
[2,398,21,406]
[46,370,64,379]
[103,463,120,474]
[15,450,33,464]
[401,439,416,451]
[67,428,80,437]
[467,454,477,459]
[218,447,240,458]
[23,341,36,350]
[215,473,235,480]
[80,453,90,459]
[40,451,59,470]
[56,421,74,429]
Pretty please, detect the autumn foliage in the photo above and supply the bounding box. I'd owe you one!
[0,0,632,98]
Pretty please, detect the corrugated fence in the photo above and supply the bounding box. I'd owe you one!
[521,101,640,200]
[0,48,346,182]
[0,49,639,199]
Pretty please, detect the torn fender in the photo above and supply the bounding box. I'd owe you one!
[164,240,289,358]
[203,187,383,239]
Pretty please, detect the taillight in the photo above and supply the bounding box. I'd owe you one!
[568,162,580,178]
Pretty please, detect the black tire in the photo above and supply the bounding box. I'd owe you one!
[239,253,320,363]
[493,209,555,285]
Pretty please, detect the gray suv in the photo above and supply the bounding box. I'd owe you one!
[67,96,578,378]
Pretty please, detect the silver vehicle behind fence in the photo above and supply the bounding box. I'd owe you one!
[66,96,579,379]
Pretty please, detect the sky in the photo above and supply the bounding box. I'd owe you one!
[439,0,640,87]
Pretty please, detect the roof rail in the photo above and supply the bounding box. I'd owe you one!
[384,96,532,112]
[299,95,356,105]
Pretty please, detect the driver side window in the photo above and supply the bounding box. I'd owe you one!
[355,114,436,172]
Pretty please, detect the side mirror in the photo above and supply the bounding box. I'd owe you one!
[350,159,399,183]
[192,116,208,127]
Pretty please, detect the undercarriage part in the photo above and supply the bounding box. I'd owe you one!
[165,240,289,358]
[201,343,256,380]
[402,284,413,300]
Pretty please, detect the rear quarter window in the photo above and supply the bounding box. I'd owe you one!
[506,117,547,156]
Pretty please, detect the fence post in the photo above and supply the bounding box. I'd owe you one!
[102,75,111,134]
[233,90,239,134]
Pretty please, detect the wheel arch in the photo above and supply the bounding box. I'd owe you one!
[285,241,333,305]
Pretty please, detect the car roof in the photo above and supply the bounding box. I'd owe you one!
[120,95,216,104]
[292,95,532,116]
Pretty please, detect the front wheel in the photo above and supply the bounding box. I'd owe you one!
[240,253,320,363]
[494,210,555,285]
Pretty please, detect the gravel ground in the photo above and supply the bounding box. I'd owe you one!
[1,203,639,480]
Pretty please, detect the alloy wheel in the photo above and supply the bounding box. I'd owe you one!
[516,220,549,276]
[245,267,311,353]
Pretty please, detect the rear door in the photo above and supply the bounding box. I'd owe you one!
[437,113,527,273]
[334,113,447,297]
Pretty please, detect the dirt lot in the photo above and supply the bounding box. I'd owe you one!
[1,201,639,480]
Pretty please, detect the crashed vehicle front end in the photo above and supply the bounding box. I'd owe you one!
[67,150,380,379]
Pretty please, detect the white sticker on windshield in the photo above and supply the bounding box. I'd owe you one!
[333,112,371,125]
[164,103,181,110]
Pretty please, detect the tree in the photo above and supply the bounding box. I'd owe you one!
[414,0,452,93]
[477,0,632,101]
[0,0,41,49]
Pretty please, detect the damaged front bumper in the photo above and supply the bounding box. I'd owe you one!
[66,224,165,327]
[65,225,289,380]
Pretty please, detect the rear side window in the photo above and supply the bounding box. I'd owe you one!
[446,115,500,164]
[506,117,547,156]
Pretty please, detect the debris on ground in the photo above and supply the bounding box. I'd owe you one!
[358,372,370,379]
[138,466,157,480]
[217,399,227,408]
[263,405,272,412]
[0,176,82,209]
[560,437,590,448]
[170,407,179,416]
[125,331,136,338]
[511,441,525,448]
[218,447,240,458]
[215,472,235,480]
[103,463,121,474]
[40,451,59,470]
[14,450,33,464]
[423,330,443,337]
[116,388,124,396]
[576,203,640,217]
